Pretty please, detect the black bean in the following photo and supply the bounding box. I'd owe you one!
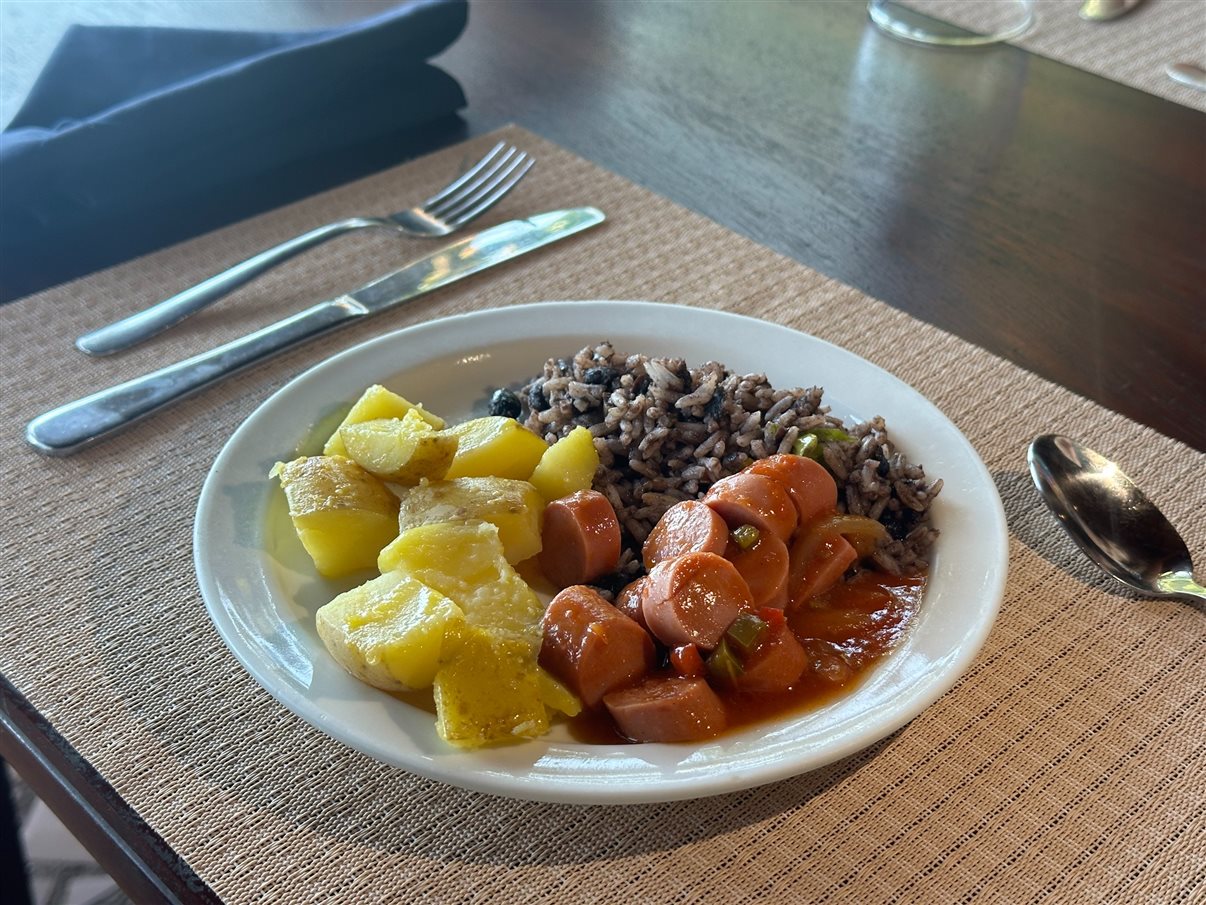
[488,388,522,419]
[528,383,550,412]
[722,450,751,471]
[583,366,618,385]
[884,508,917,541]
[704,389,726,419]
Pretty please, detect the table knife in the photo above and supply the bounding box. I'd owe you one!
[26,207,605,456]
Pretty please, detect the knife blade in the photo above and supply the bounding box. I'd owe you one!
[26,207,605,456]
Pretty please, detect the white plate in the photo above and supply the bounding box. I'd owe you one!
[196,301,1007,804]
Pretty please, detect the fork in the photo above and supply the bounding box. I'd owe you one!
[75,142,534,356]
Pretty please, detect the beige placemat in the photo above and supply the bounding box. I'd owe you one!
[900,0,1206,112]
[2,125,1203,904]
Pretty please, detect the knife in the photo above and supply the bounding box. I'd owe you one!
[26,207,605,456]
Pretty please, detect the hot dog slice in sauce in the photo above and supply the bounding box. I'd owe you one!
[731,622,807,695]
[538,489,621,589]
[790,534,858,607]
[613,576,649,629]
[539,585,655,708]
[747,454,838,526]
[641,551,752,651]
[725,530,790,609]
[642,500,729,570]
[704,471,798,543]
[603,676,727,742]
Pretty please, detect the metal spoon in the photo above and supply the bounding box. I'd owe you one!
[1078,0,1145,22]
[1027,434,1206,603]
[1166,62,1206,92]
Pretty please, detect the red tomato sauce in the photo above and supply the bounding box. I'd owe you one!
[567,569,924,744]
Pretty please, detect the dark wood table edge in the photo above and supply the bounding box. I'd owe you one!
[0,673,221,904]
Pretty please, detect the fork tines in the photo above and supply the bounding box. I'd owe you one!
[424,142,535,228]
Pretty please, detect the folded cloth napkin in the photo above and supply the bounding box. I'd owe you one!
[0,0,468,303]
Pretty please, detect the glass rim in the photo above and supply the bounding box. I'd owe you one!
[867,0,1035,48]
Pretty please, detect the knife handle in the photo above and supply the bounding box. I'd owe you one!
[27,296,366,456]
[75,219,376,357]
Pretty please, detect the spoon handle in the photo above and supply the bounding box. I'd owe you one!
[1157,571,1206,603]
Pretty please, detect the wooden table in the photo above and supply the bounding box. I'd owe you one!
[1,1,1203,901]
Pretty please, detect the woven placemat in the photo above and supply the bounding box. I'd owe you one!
[1,125,1203,904]
[899,0,1206,112]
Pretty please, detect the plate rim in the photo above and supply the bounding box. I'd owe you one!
[195,300,1008,803]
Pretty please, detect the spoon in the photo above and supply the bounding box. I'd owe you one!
[1027,434,1206,603]
[1078,0,1145,22]
[1166,62,1206,92]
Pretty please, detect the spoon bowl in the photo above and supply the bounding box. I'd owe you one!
[1027,434,1205,603]
[1079,0,1145,22]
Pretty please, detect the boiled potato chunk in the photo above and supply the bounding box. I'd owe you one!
[538,668,583,718]
[340,409,458,485]
[387,476,543,565]
[528,425,600,500]
[316,570,464,691]
[323,385,444,457]
[272,455,399,577]
[377,520,544,645]
[433,625,548,748]
[443,416,549,480]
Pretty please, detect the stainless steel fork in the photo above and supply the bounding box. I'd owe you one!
[75,142,534,356]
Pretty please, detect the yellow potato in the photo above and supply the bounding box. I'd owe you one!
[339,409,457,485]
[538,669,583,718]
[443,416,549,480]
[315,571,464,691]
[433,624,548,748]
[386,476,543,565]
[323,385,444,457]
[528,425,600,500]
[377,520,544,645]
[271,455,399,577]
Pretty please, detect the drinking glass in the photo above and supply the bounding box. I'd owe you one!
[868,0,1034,47]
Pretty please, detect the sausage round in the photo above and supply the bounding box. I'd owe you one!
[613,576,649,629]
[603,676,727,742]
[641,551,753,650]
[725,530,790,609]
[642,500,729,570]
[539,585,655,708]
[704,472,798,543]
[538,489,621,589]
[732,623,807,695]
[748,454,838,526]
[789,534,859,607]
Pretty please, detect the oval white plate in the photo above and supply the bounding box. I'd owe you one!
[196,301,1007,804]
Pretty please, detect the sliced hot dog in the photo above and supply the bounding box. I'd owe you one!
[704,471,798,543]
[538,489,621,589]
[539,585,655,708]
[641,551,752,651]
[725,530,790,609]
[732,623,806,695]
[613,576,649,629]
[789,534,859,607]
[642,500,729,570]
[748,454,838,526]
[603,676,727,742]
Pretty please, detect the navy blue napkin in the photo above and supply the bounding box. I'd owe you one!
[0,0,468,302]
